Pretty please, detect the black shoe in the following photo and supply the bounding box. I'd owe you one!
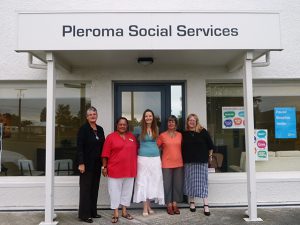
[189,202,196,212]
[204,205,211,216]
[80,218,93,223]
[93,214,101,218]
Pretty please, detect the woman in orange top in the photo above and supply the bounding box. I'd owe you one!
[157,115,183,215]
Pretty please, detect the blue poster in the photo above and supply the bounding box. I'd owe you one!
[274,107,297,139]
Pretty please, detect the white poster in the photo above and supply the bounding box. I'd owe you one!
[254,129,268,161]
[222,107,245,129]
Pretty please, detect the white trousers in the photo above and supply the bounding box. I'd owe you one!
[108,177,134,209]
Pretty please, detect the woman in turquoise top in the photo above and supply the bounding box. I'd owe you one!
[133,109,165,216]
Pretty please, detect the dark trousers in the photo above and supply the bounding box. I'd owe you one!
[78,168,101,219]
[162,167,184,204]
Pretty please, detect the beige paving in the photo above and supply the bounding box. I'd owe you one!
[0,207,300,225]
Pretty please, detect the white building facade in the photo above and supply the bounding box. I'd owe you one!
[1,1,300,224]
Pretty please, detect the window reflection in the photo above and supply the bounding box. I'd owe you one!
[122,91,161,133]
[120,84,184,133]
[0,82,91,176]
[207,83,300,172]
[171,85,183,130]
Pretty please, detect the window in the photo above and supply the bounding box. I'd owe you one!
[0,82,91,176]
[207,82,300,172]
[171,85,184,130]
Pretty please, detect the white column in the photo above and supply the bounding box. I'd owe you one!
[40,52,58,225]
[243,51,262,222]
[186,78,207,126]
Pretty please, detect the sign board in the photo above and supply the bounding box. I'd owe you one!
[222,107,245,129]
[274,107,297,139]
[16,12,281,51]
[254,129,268,161]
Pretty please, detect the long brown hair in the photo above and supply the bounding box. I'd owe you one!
[140,109,158,140]
[185,113,203,133]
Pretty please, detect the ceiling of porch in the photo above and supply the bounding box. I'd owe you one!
[29,49,270,71]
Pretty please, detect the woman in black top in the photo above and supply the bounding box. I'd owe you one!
[77,107,105,223]
[182,113,214,216]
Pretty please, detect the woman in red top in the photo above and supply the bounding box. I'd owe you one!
[157,115,183,215]
[102,117,138,223]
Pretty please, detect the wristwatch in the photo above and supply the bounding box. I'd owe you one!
[101,166,107,170]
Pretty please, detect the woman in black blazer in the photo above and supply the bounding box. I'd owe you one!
[77,107,105,223]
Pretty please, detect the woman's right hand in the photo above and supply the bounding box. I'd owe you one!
[78,164,85,174]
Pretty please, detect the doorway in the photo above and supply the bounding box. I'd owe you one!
[114,82,185,133]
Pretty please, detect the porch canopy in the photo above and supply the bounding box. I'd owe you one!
[16,11,282,225]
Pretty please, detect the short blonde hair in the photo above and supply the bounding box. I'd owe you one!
[185,113,203,132]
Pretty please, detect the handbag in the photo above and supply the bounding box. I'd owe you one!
[209,153,223,172]
[209,155,219,169]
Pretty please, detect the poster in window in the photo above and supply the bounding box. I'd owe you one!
[254,129,268,161]
[274,107,297,139]
[222,107,245,129]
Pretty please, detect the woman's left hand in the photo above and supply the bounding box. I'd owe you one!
[102,168,108,177]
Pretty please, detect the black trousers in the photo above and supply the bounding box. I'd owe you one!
[78,168,101,219]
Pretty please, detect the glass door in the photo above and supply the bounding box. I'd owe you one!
[115,83,185,133]
[115,84,170,133]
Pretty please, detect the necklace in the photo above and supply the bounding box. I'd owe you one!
[167,130,176,138]
[147,128,152,136]
[93,129,99,140]
[190,131,195,137]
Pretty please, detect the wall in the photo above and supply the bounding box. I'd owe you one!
[87,66,218,133]
[1,0,300,81]
[1,172,300,210]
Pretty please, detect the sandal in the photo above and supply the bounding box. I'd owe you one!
[122,213,133,220]
[173,205,180,214]
[189,202,196,212]
[167,205,174,215]
[148,209,155,214]
[204,204,211,216]
[112,216,119,223]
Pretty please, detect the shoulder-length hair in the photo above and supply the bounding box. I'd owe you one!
[167,115,178,126]
[185,113,203,133]
[140,109,158,140]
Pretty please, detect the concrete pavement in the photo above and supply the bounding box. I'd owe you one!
[1,207,300,225]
